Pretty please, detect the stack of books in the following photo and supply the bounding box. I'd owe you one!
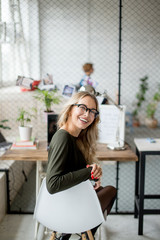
[11,137,37,150]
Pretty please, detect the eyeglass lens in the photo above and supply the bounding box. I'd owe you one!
[76,104,98,117]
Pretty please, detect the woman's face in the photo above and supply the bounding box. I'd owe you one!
[67,96,97,136]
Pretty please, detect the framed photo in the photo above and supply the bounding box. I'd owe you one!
[16,76,34,89]
[62,85,75,98]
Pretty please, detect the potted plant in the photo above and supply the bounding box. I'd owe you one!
[145,86,160,128]
[132,76,148,126]
[16,107,37,141]
[34,88,61,122]
[34,88,61,112]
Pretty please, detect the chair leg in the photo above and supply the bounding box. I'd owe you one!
[49,231,56,240]
[98,225,101,240]
[87,230,94,240]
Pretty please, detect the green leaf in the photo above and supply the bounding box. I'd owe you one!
[33,88,61,112]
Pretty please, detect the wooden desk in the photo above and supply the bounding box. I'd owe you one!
[0,141,48,162]
[0,141,138,195]
[0,141,137,207]
[1,142,137,162]
[0,141,48,201]
[96,143,138,162]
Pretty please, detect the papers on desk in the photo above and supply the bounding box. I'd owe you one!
[15,137,35,146]
[11,143,37,149]
[11,137,37,149]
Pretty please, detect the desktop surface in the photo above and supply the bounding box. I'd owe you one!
[0,141,137,162]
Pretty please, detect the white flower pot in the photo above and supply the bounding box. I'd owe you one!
[43,111,54,123]
[19,126,32,141]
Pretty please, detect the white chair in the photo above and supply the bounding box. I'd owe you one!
[34,178,104,240]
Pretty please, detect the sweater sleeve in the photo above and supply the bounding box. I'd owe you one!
[46,131,92,194]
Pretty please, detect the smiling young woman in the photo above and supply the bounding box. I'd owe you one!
[46,91,116,240]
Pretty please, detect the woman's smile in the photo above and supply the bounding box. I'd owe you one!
[79,117,88,123]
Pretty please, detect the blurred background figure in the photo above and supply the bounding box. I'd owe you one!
[77,63,98,90]
[77,63,109,105]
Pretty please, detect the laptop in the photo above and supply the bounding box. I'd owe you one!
[0,132,12,149]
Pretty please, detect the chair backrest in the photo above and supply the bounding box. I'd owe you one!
[34,178,104,234]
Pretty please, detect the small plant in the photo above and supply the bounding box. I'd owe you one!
[34,88,61,112]
[132,76,148,121]
[146,102,157,119]
[146,85,160,119]
[0,119,11,130]
[16,107,37,127]
[145,84,160,128]
[153,89,160,102]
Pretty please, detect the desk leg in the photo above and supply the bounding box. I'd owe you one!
[115,161,119,213]
[138,153,145,235]
[134,148,139,218]
[34,161,43,240]
[36,161,43,198]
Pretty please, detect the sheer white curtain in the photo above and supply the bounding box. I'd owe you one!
[0,0,40,86]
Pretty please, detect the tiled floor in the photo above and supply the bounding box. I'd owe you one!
[0,214,160,240]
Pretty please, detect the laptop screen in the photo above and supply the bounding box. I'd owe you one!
[0,132,6,143]
[0,132,12,148]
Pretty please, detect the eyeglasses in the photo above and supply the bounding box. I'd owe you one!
[73,104,99,118]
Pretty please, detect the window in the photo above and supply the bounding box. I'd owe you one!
[0,0,40,87]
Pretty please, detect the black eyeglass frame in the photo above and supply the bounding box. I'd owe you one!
[73,104,99,118]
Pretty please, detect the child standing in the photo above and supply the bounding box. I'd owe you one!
[79,63,98,89]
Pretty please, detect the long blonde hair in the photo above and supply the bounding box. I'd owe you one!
[58,91,100,164]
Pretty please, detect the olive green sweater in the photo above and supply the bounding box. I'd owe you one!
[46,129,92,194]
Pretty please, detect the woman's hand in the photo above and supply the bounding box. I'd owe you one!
[90,163,102,180]
[93,179,101,190]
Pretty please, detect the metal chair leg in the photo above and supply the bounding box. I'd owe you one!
[98,225,101,240]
